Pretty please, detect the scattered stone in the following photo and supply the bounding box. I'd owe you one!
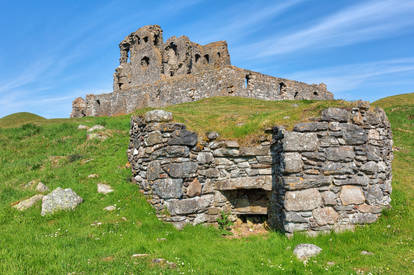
[87,132,109,141]
[144,110,173,123]
[36,182,49,193]
[361,250,374,256]
[157,238,167,241]
[88,174,99,178]
[87,125,105,132]
[293,244,322,260]
[13,194,44,211]
[78,125,89,130]
[97,183,114,194]
[41,188,83,216]
[104,205,116,211]
[131,254,148,258]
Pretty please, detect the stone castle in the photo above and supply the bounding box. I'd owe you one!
[71,25,333,117]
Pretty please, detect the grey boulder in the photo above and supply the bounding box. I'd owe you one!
[293,244,322,261]
[41,188,83,216]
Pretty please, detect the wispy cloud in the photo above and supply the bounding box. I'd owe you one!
[194,1,302,44]
[286,58,414,99]
[242,0,414,57]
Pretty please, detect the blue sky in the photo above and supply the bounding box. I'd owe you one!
[1,0,414,118]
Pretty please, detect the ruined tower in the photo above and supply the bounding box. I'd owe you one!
[71,25,333,118]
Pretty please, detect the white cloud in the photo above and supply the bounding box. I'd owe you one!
[241,0,414,57]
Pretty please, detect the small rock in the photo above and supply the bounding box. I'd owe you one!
[152,258,166,264]
[41,188,83,216]
[88,174,99,178]
[207,131,219,140]
[327,261,335,266]
[86,132,109,141]
[104,205,116,211]
[131,254,148,258]
[293,244,322,261]
[87,125,105,132]
[97,183,113,194]
[78,125,89,130]
[283,116,290,120]
[36,182,49,193]
[13,194,44,211]
[361,250,374,256]
[157,238,167,241]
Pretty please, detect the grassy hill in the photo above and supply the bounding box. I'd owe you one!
[0,96,413,274]
[0,112,46,128]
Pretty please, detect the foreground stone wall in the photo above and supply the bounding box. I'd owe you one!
[269,102,393,235]
[128,103,393,234]
[71,25,333,118]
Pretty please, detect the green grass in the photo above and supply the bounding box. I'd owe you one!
[0,112,46,128]
[0,96,413,274]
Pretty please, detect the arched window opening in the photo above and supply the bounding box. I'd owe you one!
[204,54,210,64]
[195,54,201,63]
[141,56,150,68]
[279,82,287,94]
[143,36,149,43]
[217,52,221,58]
[154,34,160,46]
[313,91,318,96]
[245,74,251,89]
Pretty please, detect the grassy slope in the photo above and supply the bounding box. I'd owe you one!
[0,96,413,274]
[0,112,46,128]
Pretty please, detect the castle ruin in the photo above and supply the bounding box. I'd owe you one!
[71,25,333,117]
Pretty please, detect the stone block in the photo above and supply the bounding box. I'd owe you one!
[187,178,202,197]
[293,122,328,132]
[321,191,337,205]
[239,145,269,156]
[144,110,173,123]
[196,152,214,164]
[321,108,349,122]
[153,178,183,199]
[333,175,369,186]
[284,188,322,211]
[165,146,190,157]
[147,161,162,180]
[312,207,339,225]
[283,152,303,173]
[166,195,214,215]
[215,176,272,191]
[144,131,163,146]
[349,213,378,224]
[325,146,355,162]
[168,129,198,147]
[164,162,198,178]
[340,186,365,205]
[341,124,367,145]
[283,132,319,152]
[283,176,331,190]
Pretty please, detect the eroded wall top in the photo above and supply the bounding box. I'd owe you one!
[114,25,231,91]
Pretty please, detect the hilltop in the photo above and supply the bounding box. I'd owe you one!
[0,112,46,128]
[0,95,413,274]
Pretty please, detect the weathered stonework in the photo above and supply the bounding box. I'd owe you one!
[128,102,393,235]
[71,25,333,118]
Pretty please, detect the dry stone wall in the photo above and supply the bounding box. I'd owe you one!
[128,103,393,234]
[71,25,333,118]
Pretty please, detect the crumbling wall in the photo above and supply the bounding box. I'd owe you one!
[71,25,333,118]
[75,66,332,117]
[128,104,393,234]
[127,110,273,229]
[269,102,393,235]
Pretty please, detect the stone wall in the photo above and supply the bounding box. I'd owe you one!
[269,102,393,235]
[71,25,333,118]
[128,104,392,234]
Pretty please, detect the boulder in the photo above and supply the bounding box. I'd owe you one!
[206,131,219,140]
[41,188,83,216]
[144,110,173,123]
[293,244,322,261]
